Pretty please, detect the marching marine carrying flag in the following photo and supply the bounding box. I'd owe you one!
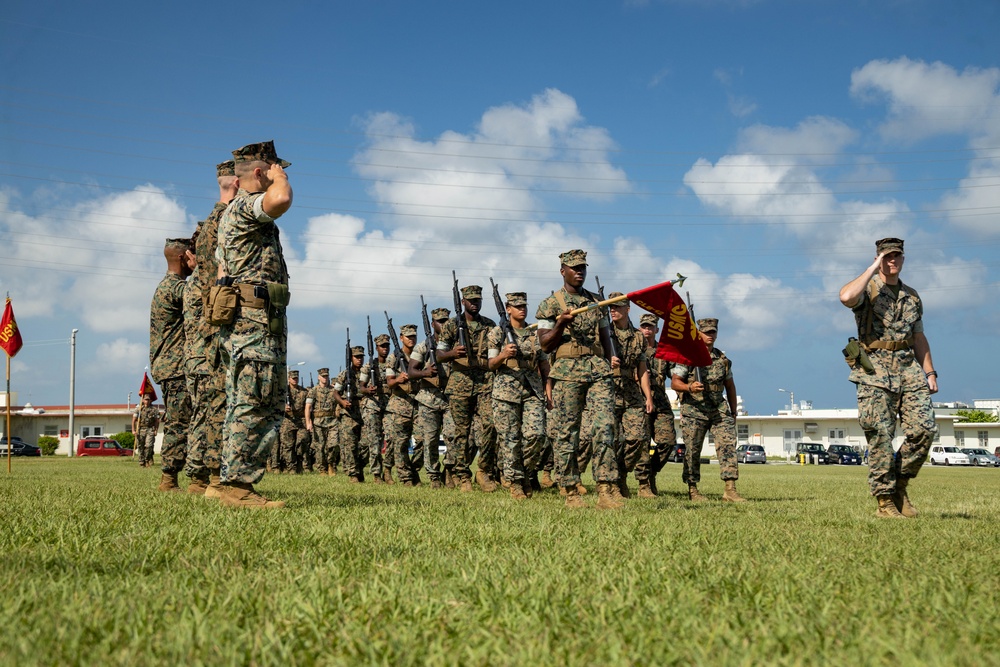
[0,298,23,358]
[138,372,157,402]
[627,280,712,367]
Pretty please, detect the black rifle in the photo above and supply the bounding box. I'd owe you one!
[420,295,446,383]
[344,328,354,402]
[384,311,405,373]
[452,270,471,363]
[366,316,385,400]
[490,278,518,351]
[594,275,622,360]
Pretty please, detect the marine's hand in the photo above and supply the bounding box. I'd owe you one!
[267,163,288,182]
[927,375,939,394]
[611,356,621,370]
[502,343,517,359]
[689,381,704,393]
[555,308,575,327]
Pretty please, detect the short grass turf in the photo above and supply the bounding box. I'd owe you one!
[1,458,999,666]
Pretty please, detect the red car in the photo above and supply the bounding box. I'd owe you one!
[77,437,134,457]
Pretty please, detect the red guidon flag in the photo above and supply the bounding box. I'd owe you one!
[627,281,711,367]
[138,372,157,402]
[0,298,23,358]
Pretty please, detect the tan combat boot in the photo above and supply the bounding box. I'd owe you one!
[540,470,555,488]
[382,468,394,485]
[476,470,497,493]
[616,478,631,499]
[876,494,906,519]
[688,484,708,502]
[596,482,625,510]
[575,482,589,496]
[460,476,474,493]
[219,482,286,509]
[204,469,223,499]
[637,482,656,499]
[187,475,209,496]
[444,468,455,489]
[893,476,918,518]
[500,476,512,489]
[564,486,586,509]
[510,483,527,500]
[722,480,747,503]
[158,472,182,493]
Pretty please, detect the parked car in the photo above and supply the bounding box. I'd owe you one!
[0,437,41,456]
[795,442,829,464]
[735,444,767,464]
[961,448,1000,467]
[826,444,862,465]
[662,443,685,464]
[76,437,134,457]
[928,445,970,466]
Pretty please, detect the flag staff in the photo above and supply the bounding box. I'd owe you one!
[67,329,78,457]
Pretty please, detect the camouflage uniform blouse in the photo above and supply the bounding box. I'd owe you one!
[306,385,338,427]
[149,273,187,383]
[333,369,363,421]
[359,359,388,413]
[673,348,733,420]
[611,325,648,409]
[133,406,159,434]
[535,287,611,383]
[850,274,926,393]
[646,344,674,413]
[487,324,547,403]
[437,315,496,397]
[410,340,449,410]
[384,352,419,418]
[285,383,309,426]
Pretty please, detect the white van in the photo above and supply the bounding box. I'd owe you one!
[928,445,970,466]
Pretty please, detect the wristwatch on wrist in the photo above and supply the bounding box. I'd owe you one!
[926,370,938,378]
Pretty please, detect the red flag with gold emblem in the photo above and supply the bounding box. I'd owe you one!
[138,372,157,401]
[0,298,23,358]
[627,281,711,367]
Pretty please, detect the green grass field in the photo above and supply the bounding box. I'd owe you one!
[2,458,999,666]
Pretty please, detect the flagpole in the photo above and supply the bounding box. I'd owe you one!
[6,354,11,473]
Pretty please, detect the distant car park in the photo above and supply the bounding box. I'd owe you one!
[826,444,862,465]
[795,442,829,464]
[0,437,41,457]
[928,445,970,466]
[960,448,1000,467]
[736,444,767,464]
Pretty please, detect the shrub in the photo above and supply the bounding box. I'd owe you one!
[111,431,135,449]
[37,436,59,456]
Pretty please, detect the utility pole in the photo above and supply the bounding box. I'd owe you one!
[67,329,78,457]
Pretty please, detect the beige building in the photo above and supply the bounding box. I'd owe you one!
[1,399,163,455]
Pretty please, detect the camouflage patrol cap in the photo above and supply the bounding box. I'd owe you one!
[697,318,719,333]
[505,292,527,306]
[875,237,904,255]
[375,334,390,345]
[432,307,450,320]
[165,237,193,250]
[461,285,483,300]
[400,324,418,337]
[288,369,299,379]
[351,346,365,357]
[317,367,330,376]
[608,291,628,307]
[216,160,236,177]
[639,314,659,327]
[232,140,291,168]
[559,249,588,267]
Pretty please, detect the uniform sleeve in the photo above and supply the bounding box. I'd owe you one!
[672,363,690,380]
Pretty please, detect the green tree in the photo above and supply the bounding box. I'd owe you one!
[37,436,59,456]
[955,409,999,423]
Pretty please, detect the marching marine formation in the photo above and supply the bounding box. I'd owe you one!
[305,368,339,475]
[280,369,311,473]
[839,237,938,519]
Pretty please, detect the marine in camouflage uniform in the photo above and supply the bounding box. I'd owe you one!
[487,292,549,500]
[536,250,622,509]
[334,346,366,481]
[840,237,938,519]
[385,325,423,485]
[408,307,452,489]
[215,141,293,508]
[280,370,311,473]
[437,285,498,491]
[306,368,338,475]
[638,313,678,496]
[150,237,194,491]
[671,318,744,502]
[131,394,159,467]
[359,334,390,482]
[183,161,236,494]
[607,293,654,497]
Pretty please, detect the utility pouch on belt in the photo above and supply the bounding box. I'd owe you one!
[266,282,290,334]
[842,337,874,373]
[208,277,238,326]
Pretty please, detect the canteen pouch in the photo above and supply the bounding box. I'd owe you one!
[266,282,290,335]
[842,337,874,374]
[208,279,238,326]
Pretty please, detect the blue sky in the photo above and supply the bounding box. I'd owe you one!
[2,0,998,414]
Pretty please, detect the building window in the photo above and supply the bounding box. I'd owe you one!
[43,424,58,436]
[829,428,845,442]
[955,430,964,447]
[81,426,103,438]
[737,424,749,444]
[979,431,989,447]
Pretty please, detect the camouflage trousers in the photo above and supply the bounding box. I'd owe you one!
[220,359,284,485]
[160,376,191,475]
[857,382,936,496]
[339,412,363,478]
[448,390,496,481]
[493,393,546,483]
[184,371,225,479]
[311,421,338,473]
[278,420,311,472]
[361,405,385,477]
[577,397,596,475]
[617,403,651,482]
[136,429,156,466]
[550,376,617,487]
[649,407,678,475]
[385,408,423,483]
[418,403,447,483]
[681,408,738,485]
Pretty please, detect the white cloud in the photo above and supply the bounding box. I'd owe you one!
[287,330,321,364]
[90,337,147,374]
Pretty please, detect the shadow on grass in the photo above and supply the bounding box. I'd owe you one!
[273,490,435,510]
[938,512,975,519]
